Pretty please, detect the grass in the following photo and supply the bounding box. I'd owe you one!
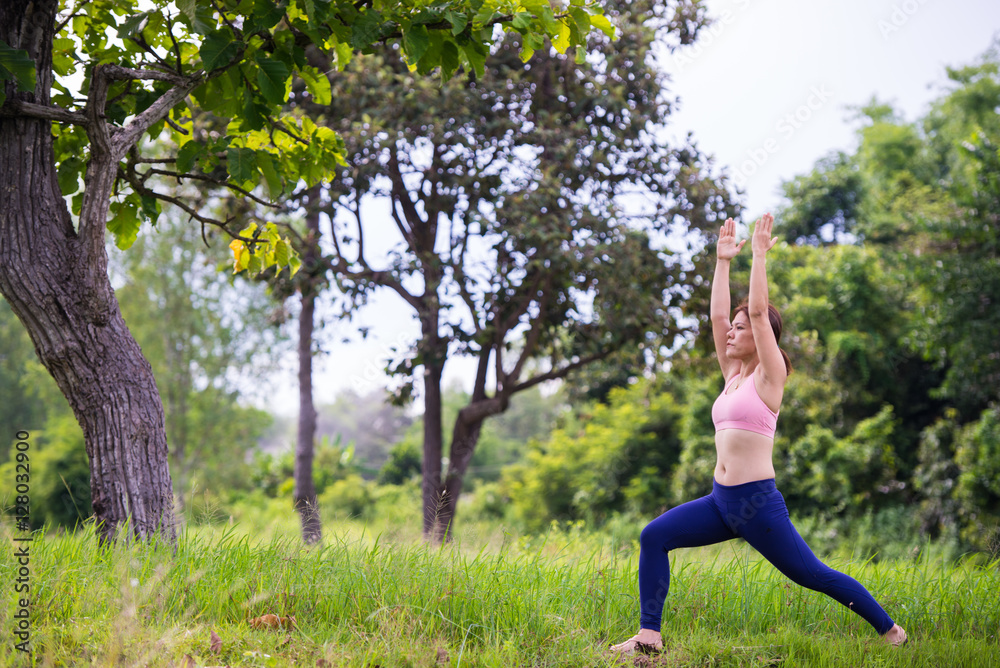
[1,511,998,668]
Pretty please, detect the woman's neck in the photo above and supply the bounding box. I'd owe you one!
[735,359,759,385]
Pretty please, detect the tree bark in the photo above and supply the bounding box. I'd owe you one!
[294,188,322,545]
[0,0,176,544]
[421,357,447,541]
[436,411,487,540]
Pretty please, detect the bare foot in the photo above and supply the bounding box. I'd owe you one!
[882,624,908,646]
[609,629,663,654]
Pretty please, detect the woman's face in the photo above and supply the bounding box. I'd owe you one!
[726,311,756,360]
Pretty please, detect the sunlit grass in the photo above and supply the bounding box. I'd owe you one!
[1,512,998,667]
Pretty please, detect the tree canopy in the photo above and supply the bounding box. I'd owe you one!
[0,0,614,542]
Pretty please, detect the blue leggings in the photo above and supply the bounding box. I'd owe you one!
[638,478,894,634]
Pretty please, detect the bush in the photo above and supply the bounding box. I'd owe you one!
[502,379,683,532]
[318,474,373,519]
[377,437,422,485]
[954,405,1000,553]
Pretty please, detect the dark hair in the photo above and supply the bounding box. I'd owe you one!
[734,301,792,375]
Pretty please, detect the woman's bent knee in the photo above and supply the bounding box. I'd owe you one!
[640,516,680,552]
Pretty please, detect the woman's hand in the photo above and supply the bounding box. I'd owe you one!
[751,212,779,256]
[717,217,746,260]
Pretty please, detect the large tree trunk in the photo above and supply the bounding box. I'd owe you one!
[0,0,176,544]
[293,190,322,545]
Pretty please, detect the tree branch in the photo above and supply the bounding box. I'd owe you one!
[74,63,119,324]
[505,276,553,387]
[510,350,614,395]
[0,99,88,125]
[353,185,371,270]
[99,64,190,86]
[121,169,240,235]
[387,148,423,245]
[109,73,207,161]
[452,228,484,336]
[143,167,280,209]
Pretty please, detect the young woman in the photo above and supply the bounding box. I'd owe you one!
[610,213,908,654]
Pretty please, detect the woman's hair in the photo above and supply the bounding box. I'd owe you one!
[734,301,792,375]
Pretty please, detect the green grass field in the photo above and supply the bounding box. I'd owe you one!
[1,512,998,668]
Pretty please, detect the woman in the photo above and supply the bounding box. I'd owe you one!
[610,213,908,654]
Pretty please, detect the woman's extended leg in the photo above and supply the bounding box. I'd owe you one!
[611,493,735,652]
[737,488,900,636]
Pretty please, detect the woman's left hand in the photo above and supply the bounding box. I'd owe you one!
[752,213,779,255]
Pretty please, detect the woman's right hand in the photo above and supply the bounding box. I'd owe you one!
[717,217,746,260]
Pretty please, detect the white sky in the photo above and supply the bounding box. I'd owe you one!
[266,0,1000,416]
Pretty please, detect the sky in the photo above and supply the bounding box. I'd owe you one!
[266,0,1000,416]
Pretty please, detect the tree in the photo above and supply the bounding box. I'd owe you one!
[314,0,733,540]
[115,213,284,512]
[0,0,603,543]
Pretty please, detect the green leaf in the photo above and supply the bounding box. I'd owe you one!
[445,10,468,36]
[241,89,268,131]
[176,140,206,173]
[351,9,384,50]
[107,201,141,251]
[255,56,291,105]
[288,253,302,277]
[247,252,263,275]
[569,8,591,36]
[57,157,83,196]
[0,39,37,95]
[257,152,283,198]
[523,32,545,51]
[186,2,218,35]
[334,41,353,70]
[403,24,431,65]
[299,66,331,105]
[539,7,560,36]
[117,11,149,39]
[552,19,571,53]
[199,30,240,71]
[519,0,549,14]
[590,14,616,39]
[510,12,532,32]
[139,194,160,222]
[272,238,289,267]
[440,40,460,81]
[251,0,287,30]
[226,146,257,183]
[462,42,487,79]
[176,0,197,22]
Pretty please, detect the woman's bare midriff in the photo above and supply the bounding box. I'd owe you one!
[713,428,776,486]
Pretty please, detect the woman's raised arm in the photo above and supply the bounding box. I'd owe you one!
[711,217,745,380]
[747,213,786,406]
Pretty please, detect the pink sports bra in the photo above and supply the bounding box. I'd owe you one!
[711,369,779,438]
